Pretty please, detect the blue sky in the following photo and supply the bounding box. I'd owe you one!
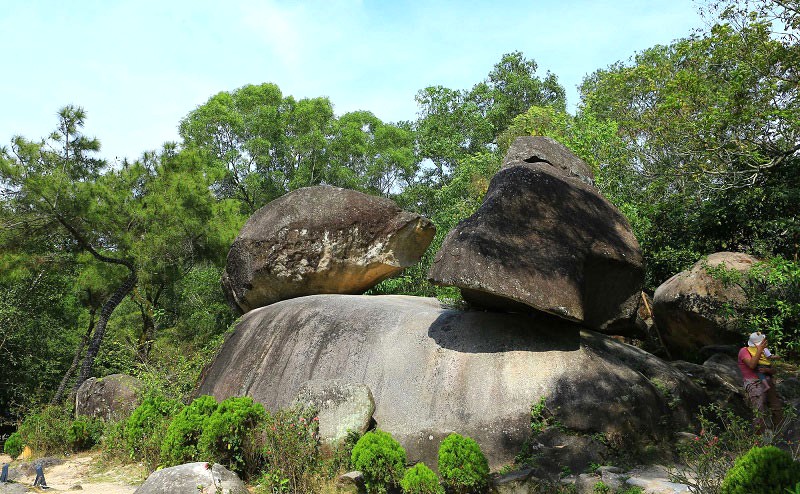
[1,1,704,163]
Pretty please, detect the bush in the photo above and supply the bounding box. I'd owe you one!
[197,396,267,476]
[261,404,320,493]
[3,432,23,458]
[351,430,407,494]
[438,433,489,494]
[720,446,800,494]
[125,395,181,468]
[67,418,103,451]
[16,404,73,456]
[401,463,444,494]
[160,395,218,466]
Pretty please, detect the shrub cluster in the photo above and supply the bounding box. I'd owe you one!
[3,432,23,458]
[260,404,319,493]
[401,463,444,494]
[12,404,104,457]
[721,446,800,494]
[160,394,218,466]
[351,429,407,494]
[438,433,490,494]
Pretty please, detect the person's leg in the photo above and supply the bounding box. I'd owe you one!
[746,380,769,432]
[765,378,783,428]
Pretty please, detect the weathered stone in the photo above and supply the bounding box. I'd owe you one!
[493,468,537,494]
[653,252,758,360]
[294,380,374,451]
[702,353,740,387]
[196,294,707,470]
[134,462,247,494]
[428,145,643,333]
[335,471,366,494]
[0,483,27,494]
[670,360,749,417]
[75,374,143,420]
[502,136,595,186]
[222,185,435,314]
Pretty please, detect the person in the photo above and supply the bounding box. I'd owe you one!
[738,331,783,430]
[32,462,48,489]
[1,463,8,483]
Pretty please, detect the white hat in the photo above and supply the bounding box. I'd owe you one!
[748,332,766,347]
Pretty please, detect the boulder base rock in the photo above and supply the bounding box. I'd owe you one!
[134,462,247,494]
[653,252,758,359]
[222,185,435,314]
[75,374,143,420]
[428,155,643,332]
[197,294,706,470]
[294,380,375,451]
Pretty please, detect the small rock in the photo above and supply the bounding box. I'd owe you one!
[295,380,375,452]
[336,471,366,494]
[493,467,536,494]
[69,484,84,490]
[134,462,248,494]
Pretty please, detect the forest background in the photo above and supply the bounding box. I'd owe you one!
[0,0,798,426]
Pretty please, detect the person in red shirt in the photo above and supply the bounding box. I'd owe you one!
[738,332,783,431]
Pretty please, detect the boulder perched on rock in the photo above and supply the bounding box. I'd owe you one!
[222,186,435,314]
[196,294,707,470]
[428,138,644,332]
[653,252,758,360]
[75,374,143,420]
[134,462,247,494]
[295,380,375,451]
[501,136,595,186]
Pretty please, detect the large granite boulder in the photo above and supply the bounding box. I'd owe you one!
[429,137,644,332]
[196,294,707,470]
[294,380,375,451]
[222,186,435,314]
[75,374,143,420]
[652,252,757,360]
[134,462,248,494]
[501,135,594,186]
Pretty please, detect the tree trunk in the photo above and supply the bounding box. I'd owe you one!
[51,306,97,405]
[73,268,138,393]
[137,305,156,364]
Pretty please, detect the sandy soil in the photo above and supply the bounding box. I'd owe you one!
[1,452,141,493]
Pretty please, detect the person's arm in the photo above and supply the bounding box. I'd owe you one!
[743,340,767,369]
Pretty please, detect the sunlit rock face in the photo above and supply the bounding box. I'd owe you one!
[222,185,435,314]
[429,137,644,333]
[196,294,707,470]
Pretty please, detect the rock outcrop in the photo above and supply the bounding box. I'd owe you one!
[75,374,143,420]
[294,380,375,451]
[222,186,435,314]
[653,252,758,359]
[134,462,247,494]
[196,294,707,470]
[501,135,594,185]
[428,137,644,332]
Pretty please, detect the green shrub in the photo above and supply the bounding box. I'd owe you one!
[197,396,267,476]
[99,417,129,464]
[261,404,320,493]
[350,429,407,494]
[16,404,73,456]
[3,432,23,458]
[721,446,800,494]
[401,463,444,494]
[160,395,218,466]
[125,395,181,468]
[67,418,103,451]
[437,433,489,494]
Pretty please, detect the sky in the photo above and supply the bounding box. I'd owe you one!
[1,0,706,163]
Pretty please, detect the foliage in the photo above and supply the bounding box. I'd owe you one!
[16,404,74,456]
[160,395,218,466]
[437,433,490,494]
[67,417,103,451]
[350,429,407,494]
[197,396,267,476]
[260,404,320,494]
[3,431,23,458]
[125,395,180,468]
[720,446,800,494]
[98,417,129,464]
[706,256,800,352]
[400,463,444,494]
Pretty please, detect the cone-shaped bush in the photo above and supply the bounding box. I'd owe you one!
[438,433,489,494]
[351,429,407,494]
[401,462,444,494]
[721,445,800,494]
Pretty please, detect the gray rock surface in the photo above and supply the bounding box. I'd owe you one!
[75,374,143,420]
[428,145,643,333]
[670,360,749,417]
[294,380,375,451]
[502,136,595,186]
[134,462,247,494]
[702,353,740,386]
[335,471,366,494]
[222,185,435,314]
[653,252,758,359]
[0,483,27,494]
[493,468,536,494]
[196,294,707,470]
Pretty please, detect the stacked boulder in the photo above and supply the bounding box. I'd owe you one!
[202,140,708,472]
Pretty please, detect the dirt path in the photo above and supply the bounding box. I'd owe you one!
[1,452,141,493]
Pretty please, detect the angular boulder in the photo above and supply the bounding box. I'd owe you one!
[134,462,247,494]
[652,252,757,359]
[196,294,707,470]
[501,136,594,186]
[294,380,375,451]
[428,138,644,332]
[75,374,143,420]
[222,186,435,314]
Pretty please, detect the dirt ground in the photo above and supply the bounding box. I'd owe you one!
[1,452,141,493]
